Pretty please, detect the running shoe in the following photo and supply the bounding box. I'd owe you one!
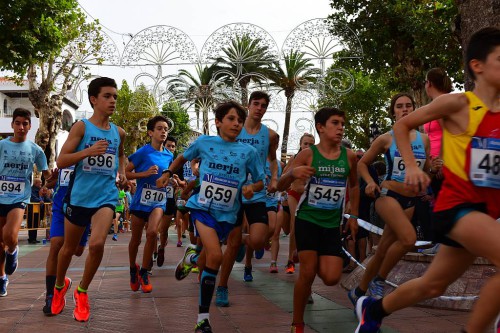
[51,277,72,315]
[73,289,90,322]
[255,248,264,260]
[175,245,196,280]
[290,322,305,333]
[368,278,385,299]
[177,240,182,247]
[355,296,382,333]
[0,276,8,297]
[194,318,213,333]
[43,294,53,315]
[307,293,314,304]
[421,243,440,256]
[130,264,140,291]
[112,234,118,241]
[192,265,199,273]
[495,314,500,333]
[5,245,19,275]
[215,286,229,307]
[348,288,361,308]
[139,270,152,293]
[269,262,278,273]
[157,246,165,267]
[243,266,253,282]
[285,261,295,274]
[236,244,246,263]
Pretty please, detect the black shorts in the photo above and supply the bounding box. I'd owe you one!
[282,205,290,215]
[64,203,115,227]
[131,209,151,221]
[266,206,278,213]
[235,202,268,227]
[432,202,487,248]
[165,197,176,216]
[295,217,343,257]
[0,202,26,217]
[380,188,416,209]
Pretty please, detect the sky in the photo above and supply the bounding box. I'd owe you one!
[75,0,334,150]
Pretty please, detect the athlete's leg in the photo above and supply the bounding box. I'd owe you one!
[128,215,146,267]
[293,250,318,324]
[218,225,242,288]
[2,208,25,252]
[287,196,299,262]
[143,208,163,269]
[56,219,86,286]
[270,209,283,264]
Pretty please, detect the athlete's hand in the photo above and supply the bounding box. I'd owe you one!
[146,165,159,176]
[365,182,380,198]
[242,185,254,200]
[156,173,170,188]
[405,165,430,194]
[192,165,200,177]
[117,173,127,188]
[347,217,358,240]
[267,178,278,193]
[291,166,315,180]
[87,140,108,156]
[45,168,59,189]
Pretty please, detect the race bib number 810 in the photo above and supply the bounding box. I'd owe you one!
[140,184,167,206]
[198,174,238,211]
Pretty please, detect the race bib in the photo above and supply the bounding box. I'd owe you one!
[140,184,167,206]
[165,186,174,199]
[82,146,116,175]
[0,176,25,199]
[198,174,238,211]
[307,177,346,210]
[392,150,426,180]
[59,168,74,187]
[470,137,500,189]
[176,198,186,208]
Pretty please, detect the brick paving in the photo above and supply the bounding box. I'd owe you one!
[0,229,478,332]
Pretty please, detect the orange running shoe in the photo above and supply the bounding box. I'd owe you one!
[139,270,152,293]
[130,264,140,291]
[290,322,305,333]
[73,289,90,322]
[285,261,295,274]
[51,277,72,315]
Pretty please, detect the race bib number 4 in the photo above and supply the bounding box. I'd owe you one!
[470,137,500,189]
[0,176,25,199]
[198,174,238,211]
[140,184,167,206]
[308,177,346,210]
[392,151,425,180]
[82,145,116,175]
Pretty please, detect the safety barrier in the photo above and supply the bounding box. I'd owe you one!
[22,202,52,230]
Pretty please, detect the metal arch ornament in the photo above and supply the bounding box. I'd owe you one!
[291,90,320,114]
[324,68,355,95]
[261,118,279,133]
[294,117,315,133]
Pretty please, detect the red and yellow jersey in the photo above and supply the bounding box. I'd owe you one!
[435,92,500,218]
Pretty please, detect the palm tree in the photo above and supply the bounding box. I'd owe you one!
[214,34,277,106]
[267,50,320,161]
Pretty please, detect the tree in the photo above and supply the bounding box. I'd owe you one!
[328,0,462,106]
[161,100,192,152]
[319,69,392,150]
[267,50,319,161]
[111,81,157,155]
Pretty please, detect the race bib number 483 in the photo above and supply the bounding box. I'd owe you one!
[0,176,25,199]
[82,145,116,175]
[308,177,346,210]
[198,174,238,211]
[470,137,500,189]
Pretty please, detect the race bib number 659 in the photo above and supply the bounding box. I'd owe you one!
[198,174,238,211]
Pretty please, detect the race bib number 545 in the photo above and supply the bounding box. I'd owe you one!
[198,174,238,211]
[308,177,346,210]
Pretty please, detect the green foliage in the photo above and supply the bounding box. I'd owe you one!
[319,69,392,150]
[0,0,84,77]
[161,100,192,153]
[328,0,462,95]
[111,81,158,155]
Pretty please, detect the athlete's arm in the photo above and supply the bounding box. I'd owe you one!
[156,154,188,188]
[346,149,360,238]
[277,148,315,191]
[267,129,279,193]
[125,160,159,180]
[117,127,128,187]
[358,134,388,198]
[242,180,264,200]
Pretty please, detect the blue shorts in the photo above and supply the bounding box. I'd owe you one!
[50,208,89,246]
[0,202,26,217]
[190,209,234,243]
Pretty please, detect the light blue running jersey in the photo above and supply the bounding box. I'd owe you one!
[236,124,270,203]
[0,138,48,204]
[65,119,121,208]
[128,143,174,212]
[52,166,74,212]
[265,160,282,208]
[385,130,426,183]
[183,135,265,224]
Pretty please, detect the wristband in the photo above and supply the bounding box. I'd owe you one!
[162,169,173,177]
[349,215,358,219]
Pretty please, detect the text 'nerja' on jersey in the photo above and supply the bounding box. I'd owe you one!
[236,124,269,204]
[128,143,174,212]
[384,130,426,183]
[297,145,350,228]
[182,135,265,224]
[65,119,121,208]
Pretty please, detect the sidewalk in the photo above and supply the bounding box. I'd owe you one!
[1,230,471,333]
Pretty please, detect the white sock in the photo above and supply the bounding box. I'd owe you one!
[197,313,209,323]
[0,274,6,280]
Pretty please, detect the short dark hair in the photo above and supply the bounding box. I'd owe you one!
[426,68,453,93]
[147,115,169,132]
[389,93,415,118]
[314,107,345,132]
[466,27,500,80]
[214,101,247,123]
[248,91,270,105]
[166,135,177,144]
[88,77,117,108]
[12,108,31,124]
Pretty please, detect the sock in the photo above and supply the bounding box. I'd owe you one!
[195,245,203,253]
[199,267,218,314]
[55,283,65,290]
[77,285,87,293]
[139,268,148,276]
[0,274,6,280]
[7,247,17,255]
[354,287,366,297]
[374,275,385,282]
[370,299,389,320]
[130,265,137,273]
[46,275,56,296]
[197,312,210,324]
[186,253,199,265]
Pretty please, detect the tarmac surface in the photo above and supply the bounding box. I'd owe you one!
[0,228,473,333]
